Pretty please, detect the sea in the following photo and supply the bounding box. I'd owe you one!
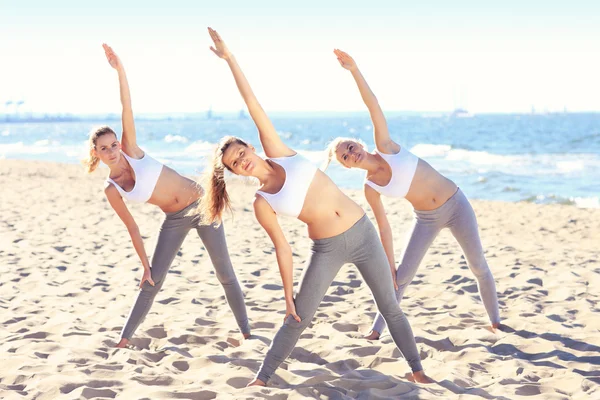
[1,112,599,208]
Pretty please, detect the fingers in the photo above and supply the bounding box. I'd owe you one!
[284,311,302,323]
[149,277,155,286]
[209,46,218,55]
[207,27,220,43]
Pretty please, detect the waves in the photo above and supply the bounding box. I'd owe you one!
[1,115,599,208]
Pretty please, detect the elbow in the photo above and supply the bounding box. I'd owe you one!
[275,243,293,258]
[126,224,140,236]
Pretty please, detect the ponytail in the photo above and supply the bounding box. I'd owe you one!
[197,136,249,225]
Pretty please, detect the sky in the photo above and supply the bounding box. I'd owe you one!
[1,0,600,114]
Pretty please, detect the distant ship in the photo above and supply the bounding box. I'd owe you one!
[450,108,473,118]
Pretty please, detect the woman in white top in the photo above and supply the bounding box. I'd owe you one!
[83,44,250,348]
[202,28,432,386]
[324,50,500,340]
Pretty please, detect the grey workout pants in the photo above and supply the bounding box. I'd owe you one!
[371,188,500,335]
[120,200,250,339]
[255,214,423,383]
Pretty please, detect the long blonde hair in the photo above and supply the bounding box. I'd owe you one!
[82,126,117,173]
[198,136,250,225]
[322,137,367,170]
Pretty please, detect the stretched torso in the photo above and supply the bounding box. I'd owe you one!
[107,151,202,213]
[258,154,364,240]
[367,147,457,211]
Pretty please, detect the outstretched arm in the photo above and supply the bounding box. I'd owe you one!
[365,185,398,291]
[102,44,143,158]
[254,195,301,323]
[334,49,399,154]
[105,185,155,288]
[208,27,294,158]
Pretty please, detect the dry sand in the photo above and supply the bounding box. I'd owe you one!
[1,159,599,399]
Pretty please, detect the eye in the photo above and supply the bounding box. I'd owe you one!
[349,145,354,151]
[342,155,348,161]
[233,161,237,167]
[112,143,117,147]
[241,151,245,156]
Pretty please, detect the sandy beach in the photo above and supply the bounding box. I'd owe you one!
[1,159,599,399]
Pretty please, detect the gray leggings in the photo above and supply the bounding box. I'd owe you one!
[120,200,250,340]
[371,188,500,335]
[255,214,422,383]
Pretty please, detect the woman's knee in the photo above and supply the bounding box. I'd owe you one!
[214,265,237,285]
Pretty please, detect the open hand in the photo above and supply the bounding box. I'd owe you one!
[208,27,232,60]
[334,49,358,71]
[139,268,155,289]
[102,43,122,70]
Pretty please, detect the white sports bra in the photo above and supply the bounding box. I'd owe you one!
[106,151,164,203]
[365,146,419,198]
[256,153,318,218]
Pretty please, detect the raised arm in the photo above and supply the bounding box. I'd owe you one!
[105,185,155,288]
[253,195,301,323]
[334,49,399,154]
[208,27,294,158]
[364,185,398,291]
[102,44,143,158]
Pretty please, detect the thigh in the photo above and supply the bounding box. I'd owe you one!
[196,222,236,280]
[292,245,344,322]
[448,194,487,270]
[396,217,441,282]
[150,219,191,284]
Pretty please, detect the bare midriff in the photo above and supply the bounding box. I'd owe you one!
[297,171,366,240]
[147,166,203,213]
[405,159,458,211]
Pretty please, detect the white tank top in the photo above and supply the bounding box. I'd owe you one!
[365,146,419,198]
[256,153,318,218]
[106,151,164,203]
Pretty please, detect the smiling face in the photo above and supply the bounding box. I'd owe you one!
[221,141,261,176]
[335,140,366,168]
[92,132,120,166]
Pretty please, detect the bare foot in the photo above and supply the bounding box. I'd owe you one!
[412,370,435,384]
[243,332,251,339]
[114,338,129,348]
[247,378,266,387]
[363,330,380,340]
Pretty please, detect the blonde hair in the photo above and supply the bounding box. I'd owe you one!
[322,137,368,170]
[82,126,117,173]
[197,136,250,226]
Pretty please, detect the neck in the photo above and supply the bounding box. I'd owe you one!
[108,155,128,175]
[253,159,276,185]
[361,151,385,175]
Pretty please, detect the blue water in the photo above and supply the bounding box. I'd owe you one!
[1,113,599,207]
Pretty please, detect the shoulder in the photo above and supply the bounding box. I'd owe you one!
[253,193,273,212]
[364,183,381,201]
[104,182,121,199]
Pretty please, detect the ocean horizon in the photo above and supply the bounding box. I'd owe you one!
[1,111,598,208]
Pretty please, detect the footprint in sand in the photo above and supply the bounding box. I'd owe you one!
[146,326,168,339]
[172,360,189,371]
[169,334,213,345]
